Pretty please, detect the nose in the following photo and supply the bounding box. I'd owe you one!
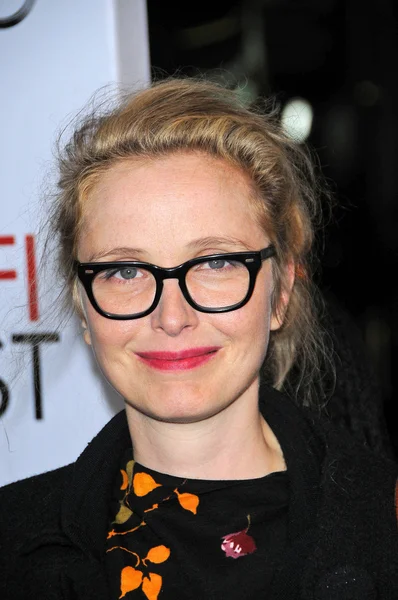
[150,278,199,336]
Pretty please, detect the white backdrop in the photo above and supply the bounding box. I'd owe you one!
[0,0,150,486]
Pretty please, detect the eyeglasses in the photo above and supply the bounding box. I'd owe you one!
[75,245,276,320]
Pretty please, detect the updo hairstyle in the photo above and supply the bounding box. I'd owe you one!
[51,78,328,405]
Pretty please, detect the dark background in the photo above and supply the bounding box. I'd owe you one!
[146,0,398,457]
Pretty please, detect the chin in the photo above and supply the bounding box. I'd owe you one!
[125,387,226,424]
[145,411,214,425]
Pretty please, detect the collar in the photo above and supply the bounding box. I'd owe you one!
[16,386,326,600]
[258,384,324,540]
[258,385,324,599]
[60,409,132,559]
[60,385,325,558]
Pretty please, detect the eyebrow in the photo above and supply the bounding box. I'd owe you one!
[86,247,147,261]
[86,237,255,262]
[186,236,255,251]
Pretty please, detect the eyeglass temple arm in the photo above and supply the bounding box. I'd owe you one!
[260,245,276,261]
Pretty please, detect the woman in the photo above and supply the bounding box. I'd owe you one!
[1,78,397,600]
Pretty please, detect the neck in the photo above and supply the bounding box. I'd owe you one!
[124,386,285,480]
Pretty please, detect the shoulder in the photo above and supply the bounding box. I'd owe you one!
[0,464,74,546]
[274,386,398,517]
[312,413,398,550]
[0,465,75,598]
[0,463,73,505]
[262,383,398,486]
[319,410,397,475]
[314,427,398,594]
[306,404,398,493]
[297,404,398,593]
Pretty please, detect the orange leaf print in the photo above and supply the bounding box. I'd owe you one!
[120,469,129,491]
[142,572,162,600]
[108,521,146,539]
[133,472,161,496]
[144,545,170,565]
[174,489,199,514]
[119,566,143,598]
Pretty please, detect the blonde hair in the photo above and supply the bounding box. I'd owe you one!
[52,77,330,405]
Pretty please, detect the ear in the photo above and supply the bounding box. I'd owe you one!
[74,280,92,345]
[81,318,92,346]
[270,261,295,331]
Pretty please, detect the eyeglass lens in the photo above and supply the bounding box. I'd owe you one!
[92,258,250,316]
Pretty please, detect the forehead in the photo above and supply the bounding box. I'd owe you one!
[78,152,267,261]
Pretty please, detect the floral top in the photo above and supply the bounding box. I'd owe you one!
[106,450,289,600]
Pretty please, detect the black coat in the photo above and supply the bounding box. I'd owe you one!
[1,386,398,599]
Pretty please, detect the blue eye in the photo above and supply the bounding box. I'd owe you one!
[101,267,143,281]
[116,267,140,280]
[207,259,228,269]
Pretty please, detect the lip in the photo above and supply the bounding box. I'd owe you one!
[136,346,221,371]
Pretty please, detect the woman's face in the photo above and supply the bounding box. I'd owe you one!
[78,152,285,424]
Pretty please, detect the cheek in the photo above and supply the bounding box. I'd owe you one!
[84,303,139,352]
[213,286,272,354]
[243,280,274,351]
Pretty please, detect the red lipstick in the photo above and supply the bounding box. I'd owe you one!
[136,347,220,371]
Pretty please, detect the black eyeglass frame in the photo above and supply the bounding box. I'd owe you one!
[74,245,276,320]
